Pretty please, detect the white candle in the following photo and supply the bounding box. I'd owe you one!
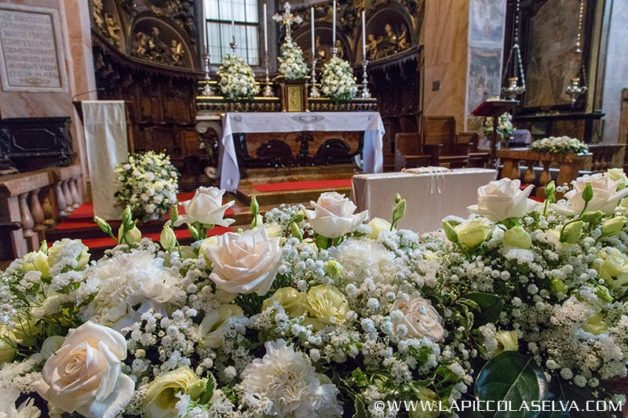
[361,10,366,60]
[231,1,235,39]
[263,3,268,53]
[332,0,336,45]
[311,7,315,60]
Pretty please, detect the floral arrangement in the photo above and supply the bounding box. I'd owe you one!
[278,38,308,81]
[482,112,514,140]
[320,56,358,102]
[530,135,589,154]
[1,170,627,417]
[114,151,179,221]
[217,54,259,101]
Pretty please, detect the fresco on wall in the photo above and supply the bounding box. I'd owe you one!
[524,0,582,108]
[467,47,502,114]
[466,0,505,115]
[469,0,505,43]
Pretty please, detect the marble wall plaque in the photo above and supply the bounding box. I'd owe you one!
[0,4,68,93]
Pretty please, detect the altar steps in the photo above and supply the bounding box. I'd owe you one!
[235,164,356,206]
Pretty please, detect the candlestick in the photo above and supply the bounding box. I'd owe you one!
[263,3,268,54]
[332,0,336,45]
[263,55,273,97]
[361,11,366,60]
[310,58,320,98]
[202,53,214,97]
[311,7,315,60]
[360,60,371,99]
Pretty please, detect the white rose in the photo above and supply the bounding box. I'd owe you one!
[553,173,628,215]
[33,322,134,418]
[468,178,538,222]
[204,228,282,296]
[174,187,235,227]
[391,295,446,342]
[305,192,368,238]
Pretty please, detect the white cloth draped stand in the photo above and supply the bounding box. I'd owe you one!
[352,168,497,233]
[81,101,129,220]
[219,112,385,191]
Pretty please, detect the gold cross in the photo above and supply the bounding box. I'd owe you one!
[272,2,303,40]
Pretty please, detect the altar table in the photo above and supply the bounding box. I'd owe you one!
[220,112,385,191]
[352,168,497,233]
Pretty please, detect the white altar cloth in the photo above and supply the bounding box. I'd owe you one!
[220,112,385,191]
[352,168,497,233]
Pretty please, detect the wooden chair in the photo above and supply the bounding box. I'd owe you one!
[457,132,490,167]
[394,133,432,171]
[420,116,470,168]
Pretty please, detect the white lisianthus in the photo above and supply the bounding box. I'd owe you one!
[468,178,538,222]
[553,173,628,215]
[305,192,368,238]
[391,295,446,342]
[174,187,235,227]
[239,340,341,417]
[33,322,134,418]
[205,228,282,296]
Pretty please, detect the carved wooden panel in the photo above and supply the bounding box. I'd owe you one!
[234,132,362,170]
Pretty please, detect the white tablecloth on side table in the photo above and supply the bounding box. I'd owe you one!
[352,168,497,233]
[220,112,385,192]
[81,101,129,220]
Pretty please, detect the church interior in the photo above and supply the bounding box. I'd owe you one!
[0,0,627,416]
[0,0,626,260]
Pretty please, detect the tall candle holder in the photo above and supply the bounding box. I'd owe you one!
[201,53,214,97]
[331,47,338,58]
[262,55,274,97]
[230,36,238,54]
[310,59,320,98]
[360,60,371,99]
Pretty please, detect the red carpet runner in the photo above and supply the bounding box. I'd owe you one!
[49,192,232,251]
[252,178,352,193]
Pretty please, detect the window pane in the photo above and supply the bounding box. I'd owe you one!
[246,0,259,23]
[204,0,260,65]
[247,26,259,65]
[204,0,219,19]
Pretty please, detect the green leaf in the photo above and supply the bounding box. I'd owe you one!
[352,396,368,418]
[316,235,331,249]
[475,351,548,418]
[463,292,504,326]
[198,373,216,405]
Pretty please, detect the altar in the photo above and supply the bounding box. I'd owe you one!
[219,111,385,191]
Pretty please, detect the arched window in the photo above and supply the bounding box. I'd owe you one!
[203,0,260,66]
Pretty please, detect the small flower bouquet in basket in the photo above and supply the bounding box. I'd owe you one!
[114,151,179,221]
[320,56,358,102]
[217,54,260,101]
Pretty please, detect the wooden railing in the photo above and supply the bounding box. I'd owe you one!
[497,149,592,197]
[0,166,84,259]
[587,144,626,172]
